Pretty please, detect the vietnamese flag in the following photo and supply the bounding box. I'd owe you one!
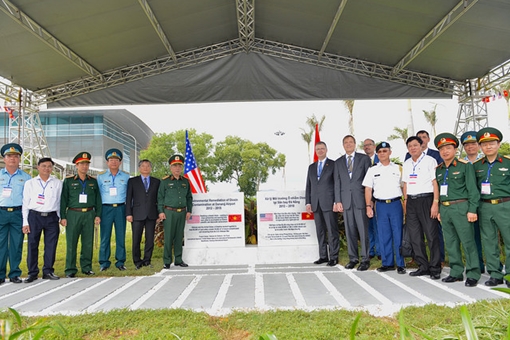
[313,123,320,162]
[228,214,242,222]
[301,212,314,220]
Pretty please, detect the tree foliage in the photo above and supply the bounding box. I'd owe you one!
[422,104,438,137]
[343,100,355,135]
[387,127,409,143]
[300,114,326,163]
[140,129,215,180]
[213,136,286,197]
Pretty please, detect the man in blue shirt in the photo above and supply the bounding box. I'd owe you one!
[0,143,31,284]
[97,149,130,271]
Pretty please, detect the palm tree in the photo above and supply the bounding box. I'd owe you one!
[387,127,408,144]
[423,104,438,137]
[301,114,326,163]
[343,100,355,135]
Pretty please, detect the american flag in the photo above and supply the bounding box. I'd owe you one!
[184,130,207,193]
[259,213,273,222]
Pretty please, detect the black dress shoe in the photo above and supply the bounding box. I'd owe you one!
[465,278,478,287]
[506,280,510,288]
[377,266,395,272]
[100,267,108,272]
[10,276,22,284]
[0,278,5,284]
[397,267,406,274]
[43,273,60,280]
[345,261,358,269]
[66,273,76,278]
[83,271,95,276]
[142,261,151,267]
[442,275,463,283]
[409,269,430,277]
[314,258,329,265]
[117,265,127,271]
[327,260,337,267]
[135,264,142,270]
[357,261,370,271]
[485,277,504,286]
[430,273,441,280]
[163,264,171,269]
[24,275,38,283]
[175,262,188,267]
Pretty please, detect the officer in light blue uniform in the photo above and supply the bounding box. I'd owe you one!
[97,149,130,271]
[0,143,31,284]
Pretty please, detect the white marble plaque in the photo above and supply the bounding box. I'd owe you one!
[257,190,317,247]
[185,192,245,248]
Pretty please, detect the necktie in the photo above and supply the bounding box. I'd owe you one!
[347,155,353,173]
[318,161,323,177]
[144,177,149,192]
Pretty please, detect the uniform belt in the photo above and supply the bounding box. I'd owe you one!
[164,206,186,212]
[29,210,57,217]
[0,206,22,212]
[68,207,94,212]
[407,193,433,199]
[481,197,510,205]
[441,199,467,206]
[375,197,401,204]
[103,203,125,207]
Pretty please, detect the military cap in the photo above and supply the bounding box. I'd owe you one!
[476,127,502,143]
[169,154,184,165]
[375,141,391,152]
[73,152,92,164]
[460,131,478,145]
[1,143,23,157]
[434,133,459,149]
[105,148,123,160]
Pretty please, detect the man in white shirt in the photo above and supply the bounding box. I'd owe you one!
[22,158,62,282]
[363,142,405,274]
[402,136,442,280]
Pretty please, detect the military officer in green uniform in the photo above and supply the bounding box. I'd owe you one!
[60,152,102,277]
[473,127,510,287]
[434,133,480,287]
[158,154,192,269]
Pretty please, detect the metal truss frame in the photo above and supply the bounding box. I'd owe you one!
[318,0,348,62]
[33,39,245,105]
[1,82,51,172]
[392,0,478,75]
[236,0,255,51]
[138,0,177,63]
[0,0,102,79]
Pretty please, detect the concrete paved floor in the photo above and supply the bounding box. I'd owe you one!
[0,263,507,317]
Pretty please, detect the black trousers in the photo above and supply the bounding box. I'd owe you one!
[406,195,441,274]
[27,210,60,276]
[131,218,156,266]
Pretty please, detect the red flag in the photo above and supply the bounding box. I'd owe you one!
[184,130,207,193]
[228,214,242,222]
[2,106,15,119]
[313,123,320,162]
[301,212,314,220]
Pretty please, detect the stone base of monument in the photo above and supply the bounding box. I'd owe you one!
[182,245,320,265]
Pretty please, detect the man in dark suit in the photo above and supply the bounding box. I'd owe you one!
[334,135,372,271]
[126,159,160,269]
[363,138,380,260]
[305,141,339,267]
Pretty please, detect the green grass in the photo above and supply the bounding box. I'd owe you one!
[1,300,509,339]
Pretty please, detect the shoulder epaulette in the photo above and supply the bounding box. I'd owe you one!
[473,157,484,164]
[436,162,444,168]
[162,175,170,180]
[66,175,74,179]
[457,158,468,164]
[98,170,106,175]
[121,170,130,175]
[504,155,510,160]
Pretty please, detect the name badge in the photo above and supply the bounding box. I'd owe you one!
[109,187,118,196]
[481,182,491,195]
[2,187,12,198]
[37,194,45,205]
[440,184,448,196]
[79,193,88,203]
[408,173,417,185]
